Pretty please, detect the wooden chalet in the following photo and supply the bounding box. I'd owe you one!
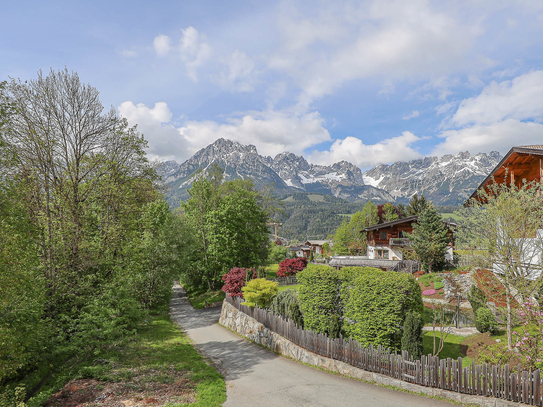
[468,145,543,203]
[363,215,455,261]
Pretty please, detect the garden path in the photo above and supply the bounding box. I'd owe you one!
[170,283,455,407]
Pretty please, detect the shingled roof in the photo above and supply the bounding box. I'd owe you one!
[328,257,400,270]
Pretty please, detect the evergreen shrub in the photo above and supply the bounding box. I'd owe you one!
[475,307,497,334]
[401,311,424,359]
[468,285,488,315]
[241,279,278,308]
[270,290,304,328]
[341,269,423,350]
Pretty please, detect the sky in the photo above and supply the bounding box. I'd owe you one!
[2,0,543,170]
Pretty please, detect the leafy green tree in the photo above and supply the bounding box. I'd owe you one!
[397,203,408,218]
[183,176,270,290]
[332,201,378,255]
[408,206,450,273]
[406,193,429,216]
[268,242,289,263]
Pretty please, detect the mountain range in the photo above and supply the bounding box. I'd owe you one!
[159,138,501,207]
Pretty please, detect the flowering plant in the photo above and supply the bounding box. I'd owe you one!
[422,289,436,296]
[514,301,543,370]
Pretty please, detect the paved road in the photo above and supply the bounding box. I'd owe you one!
[170,283,455,407]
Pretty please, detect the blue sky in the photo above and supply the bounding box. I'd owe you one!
[2,0,543,169]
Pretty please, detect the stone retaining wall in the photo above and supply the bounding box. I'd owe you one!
[219,300,524,407]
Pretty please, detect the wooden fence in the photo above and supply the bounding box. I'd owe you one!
[272,275,298,286]
[226,295,542,405]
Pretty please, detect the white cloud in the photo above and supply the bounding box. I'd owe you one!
[433,119,543,156]
[271,1,483,107]
[118,101,331,162]
[118,101,187,161]
[153,34,171,57]
[450,70,543,127]
[179,26,212,82]
[216,50,257,92]
[402,110,420,120]
[309,132,422,169]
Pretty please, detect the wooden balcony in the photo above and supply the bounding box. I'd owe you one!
[389,238,410,247]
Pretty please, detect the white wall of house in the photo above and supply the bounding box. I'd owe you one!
[367,245,403,260]
[493,229,543,280]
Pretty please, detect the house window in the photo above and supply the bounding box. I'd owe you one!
[399,231,404,238]
[377,249,389,259]
[380,231,387,240]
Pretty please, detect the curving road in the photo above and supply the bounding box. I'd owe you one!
[170,283,455,407]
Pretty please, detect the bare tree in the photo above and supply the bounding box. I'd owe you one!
[457,179,543,349]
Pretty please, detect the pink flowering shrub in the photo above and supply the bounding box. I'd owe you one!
[514,301,543,370]
[422,289,436,296]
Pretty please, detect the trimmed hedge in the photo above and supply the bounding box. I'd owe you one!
[401,311,424,359]
[297,265,381,335]
[241,279,278,308]
[297,265,344,334]
[342,269,423,350]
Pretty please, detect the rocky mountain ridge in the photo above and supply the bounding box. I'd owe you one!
[159,138,501,206]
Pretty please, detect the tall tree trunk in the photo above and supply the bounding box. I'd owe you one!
[505,281,513,350]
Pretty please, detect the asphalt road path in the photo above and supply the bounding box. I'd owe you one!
[170,283,455,407]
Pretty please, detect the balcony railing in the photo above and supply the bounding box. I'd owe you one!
[389,238,410,246]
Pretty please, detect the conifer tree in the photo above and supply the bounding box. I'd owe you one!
[406,193,430,216]
[408,206,450,273]
[401,311,424,359]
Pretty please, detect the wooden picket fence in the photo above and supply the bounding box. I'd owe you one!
[226,295,543,405]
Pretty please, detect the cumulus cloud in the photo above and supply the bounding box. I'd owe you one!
[434,71,543,155]
[402,111,420,120]
[153,34,171,57]
[309,132,423,169]
[118,101,188,161]
[179,26,212,82]
[449,70,543,127]
[118,101,331,162]
[433,119,543,156]
[119,49,137,58]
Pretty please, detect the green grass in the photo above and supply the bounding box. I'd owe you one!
[418,273,443,287]
[187,290,225,310]
[265,263,279,279]
[18,312,225,407]
[307,194,325,202]
[278,284,299,292]
[423,331,472,365]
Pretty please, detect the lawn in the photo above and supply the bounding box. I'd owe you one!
[266,263,279,279]
[20,312,226,407]
[422,331,472,365]
[187,289,225,309]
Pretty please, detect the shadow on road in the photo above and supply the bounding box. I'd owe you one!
[170,283,278,381]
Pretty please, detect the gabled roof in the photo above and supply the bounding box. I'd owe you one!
[329,257,400,269]
[363,215,419,232]
[468,145,543,203]
[305,239,330,246]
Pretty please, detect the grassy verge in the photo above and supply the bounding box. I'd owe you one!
[187,289,226,310]
[17,312,226,407]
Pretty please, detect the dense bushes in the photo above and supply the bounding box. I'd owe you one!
[297,265,344,335]
[342,269,423,350]
[221,267,256,297]
[277,258,308,277]
[468,285,488,315]
[270,290,304,327]
[475,307,498,334]
[241,279,278,308]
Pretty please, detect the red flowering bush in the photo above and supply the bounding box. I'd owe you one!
[221,267,256,297]
[277,258,308,277]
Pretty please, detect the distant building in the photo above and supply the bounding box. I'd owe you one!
[364,215,454,261]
